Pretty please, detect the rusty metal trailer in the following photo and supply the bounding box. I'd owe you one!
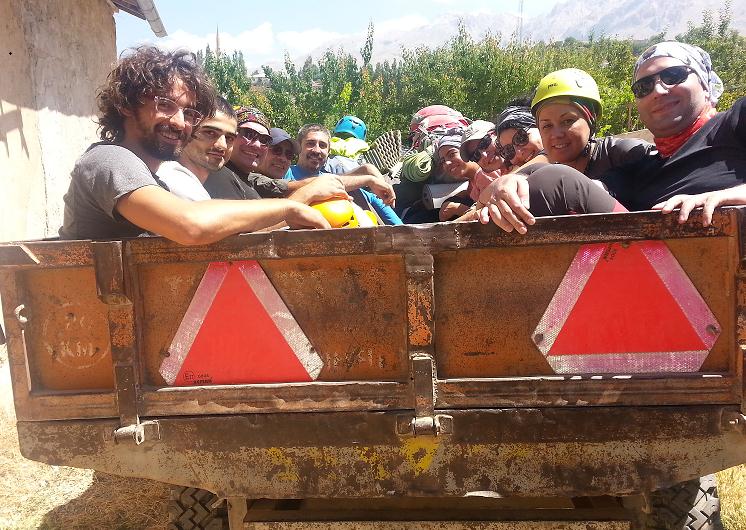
[1,209,745,529]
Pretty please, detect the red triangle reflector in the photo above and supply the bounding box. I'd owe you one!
[160,261,323,385]
[533,242,719,374]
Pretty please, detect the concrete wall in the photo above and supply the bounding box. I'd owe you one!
[0,0,117,241]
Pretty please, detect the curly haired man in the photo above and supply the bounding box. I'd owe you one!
[59,46,328,243]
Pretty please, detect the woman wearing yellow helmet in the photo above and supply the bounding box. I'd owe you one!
[530,68,653,177]
[476,68,654,232]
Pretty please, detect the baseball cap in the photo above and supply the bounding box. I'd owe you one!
[269,127,300,154]
[459,120,495,160]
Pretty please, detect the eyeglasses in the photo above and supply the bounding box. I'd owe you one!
[468,134,494,163]
[270,144,295,160]
[496,128,529,161]
[153,96,203,126]
[192,127,237,145]
[631,65,695,99]
[238,127,272,146]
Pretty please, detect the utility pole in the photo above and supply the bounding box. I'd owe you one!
[517,0,524,45]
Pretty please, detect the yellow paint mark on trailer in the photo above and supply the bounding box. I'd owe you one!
[266,448,300,482]
[356,446,389,480]
[402,437,440,476]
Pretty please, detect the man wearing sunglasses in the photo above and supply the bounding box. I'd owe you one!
[218,106,293,200]
[478,41,746,233]
[60,47,329,243]
[257,128,300,180]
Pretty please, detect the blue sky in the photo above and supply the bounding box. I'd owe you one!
[116,0,564,69]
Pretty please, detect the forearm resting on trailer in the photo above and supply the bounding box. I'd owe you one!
[116,186,301,245]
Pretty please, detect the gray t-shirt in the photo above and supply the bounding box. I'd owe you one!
[59,143,166,240]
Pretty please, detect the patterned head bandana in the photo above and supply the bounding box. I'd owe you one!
[495,106,536,134]
[634,41,724,105]
[437,130,464,151]
[235,106,271,129]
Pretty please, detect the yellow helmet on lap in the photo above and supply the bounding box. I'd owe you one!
[311,200,358,228]
[311,200,379,228]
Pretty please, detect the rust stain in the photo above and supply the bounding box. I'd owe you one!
[356,446,390,481]
[23,267,113,390]
[408,289,433,346]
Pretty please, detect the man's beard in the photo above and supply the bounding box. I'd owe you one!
[138,119,189,161]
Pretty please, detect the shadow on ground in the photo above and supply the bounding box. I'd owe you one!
[38,472,171,530]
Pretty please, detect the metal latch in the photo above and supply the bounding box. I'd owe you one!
[398,353,453,436]
[722,411,746,434]
[113,420,160,445]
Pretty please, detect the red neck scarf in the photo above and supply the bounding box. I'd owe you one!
[654,105,718,158]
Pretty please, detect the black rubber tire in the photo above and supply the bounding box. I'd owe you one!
[167,486,228,530]
[642,474,723,530]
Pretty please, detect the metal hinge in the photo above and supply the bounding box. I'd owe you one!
[398,413,454,436]
[397,353,453,436]
[113,420,161,445]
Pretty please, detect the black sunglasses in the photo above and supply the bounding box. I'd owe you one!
[631,65,695,99]
[271,144,295,160]
[238,127,273,146]
[496,128,529,162]
[468,134,494,163]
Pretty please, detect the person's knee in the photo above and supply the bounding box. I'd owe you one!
[527,165,589,191]
[526,165,615,215]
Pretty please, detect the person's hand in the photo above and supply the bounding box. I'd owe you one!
[476,173,534,234]
[653,185,746,226]
[366,177,396,207]
[289,175,350,205]
[439,201,470,222]
[284,202,331,229]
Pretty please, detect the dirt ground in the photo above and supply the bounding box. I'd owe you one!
[0,345,170,530]
[1,344,745,529]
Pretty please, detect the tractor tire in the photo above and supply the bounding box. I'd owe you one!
[168,486,228,530]
[642,474,723,530]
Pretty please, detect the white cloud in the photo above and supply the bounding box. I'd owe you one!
[154,23,276,60]
[375,15,430,36]
[276,29,346,55]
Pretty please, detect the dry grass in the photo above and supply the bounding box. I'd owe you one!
[1,344,745,529]
[719,465,746,530]
[0,346,169,530]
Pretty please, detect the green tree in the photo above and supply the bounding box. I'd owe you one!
[199,12,746,140]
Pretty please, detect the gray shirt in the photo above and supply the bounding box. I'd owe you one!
[59,143,165,240]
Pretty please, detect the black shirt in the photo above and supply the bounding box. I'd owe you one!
[600,97,746,210]
[204,167,260,200]
[224,161,289,198]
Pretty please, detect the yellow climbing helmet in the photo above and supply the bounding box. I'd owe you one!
[531,68,602,118]
[311,200,358,228]
[311,199,379,229]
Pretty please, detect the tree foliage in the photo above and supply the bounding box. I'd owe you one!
[201,7,746,139]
